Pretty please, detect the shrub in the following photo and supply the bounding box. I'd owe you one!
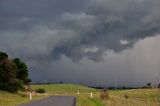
[124,94,129,99]
[100,89,109,100]
[1,81,22,93]
[35,88,46,93]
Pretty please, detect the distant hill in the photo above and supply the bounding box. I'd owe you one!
[31,84,97,94]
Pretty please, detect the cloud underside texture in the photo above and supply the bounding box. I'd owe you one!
[0,0,160,85]
[0,0,159,61]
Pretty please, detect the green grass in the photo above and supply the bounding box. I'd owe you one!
[32,84,103,106]
[77,96,105,106]
[0,84,160,106]
[31,84,160,106]
[31,84,97,94]
[0,90,47,106]
[104,89,160,106]
[0,91,27,106]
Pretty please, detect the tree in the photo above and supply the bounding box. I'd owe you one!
[158,83,160,88]
[157,75,160,88]
[0,52,9,90]
[0,59,23,92]
[147,82,152,88]
[13,58,31,85]
[0,51,8,60]
[0,51,31,92]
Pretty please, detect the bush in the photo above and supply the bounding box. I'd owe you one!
[0,80,24,93]
[124,94,129,99]
[35,88,46,93]
[100,89,109,100]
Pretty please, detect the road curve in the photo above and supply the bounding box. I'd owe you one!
[18,96,76,106]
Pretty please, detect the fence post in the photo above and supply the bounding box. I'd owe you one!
[147,92,150,106]
[30,92,32,100]
[90,92,93,98]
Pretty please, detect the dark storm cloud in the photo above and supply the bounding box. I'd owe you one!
[0,0,88,17]
[51,0,160,61]
[1,0,160,62]
[0,0,160,86]
[0,0,89,61]
[0,0,89,31]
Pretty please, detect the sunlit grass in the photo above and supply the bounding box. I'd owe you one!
[0,91,47,106]
[0,84,160,106]
[31,84,97,94]
[77,95,104,106]
[77,88,160,106]
[102,89,160,106]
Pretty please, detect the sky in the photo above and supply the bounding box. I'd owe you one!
[0,0,160,87]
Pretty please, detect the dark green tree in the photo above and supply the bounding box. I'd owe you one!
[158,83,160,88]
[0,51,31,92]
[0,51,8,60]
[0,59,23,92]
[0,51,8,90]
[147,82,152,88]
[13,58,31,85]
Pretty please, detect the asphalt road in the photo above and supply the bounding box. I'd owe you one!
[18,96,76,106]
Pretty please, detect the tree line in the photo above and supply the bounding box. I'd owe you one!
[0,51,31,92]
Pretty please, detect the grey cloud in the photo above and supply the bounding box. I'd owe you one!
[0,0,88,17]
[1,0,160,62]
[0,0,160,62]
[0,0,160,86]
[30,35,160,86]
[51,0,160,61]
[0,0,89,31]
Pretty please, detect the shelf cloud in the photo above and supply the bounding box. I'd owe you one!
[0,0,160,86]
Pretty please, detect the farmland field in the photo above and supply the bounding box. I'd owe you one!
[0,84,160,106]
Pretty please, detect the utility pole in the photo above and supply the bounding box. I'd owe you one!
[115,79,117,90]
